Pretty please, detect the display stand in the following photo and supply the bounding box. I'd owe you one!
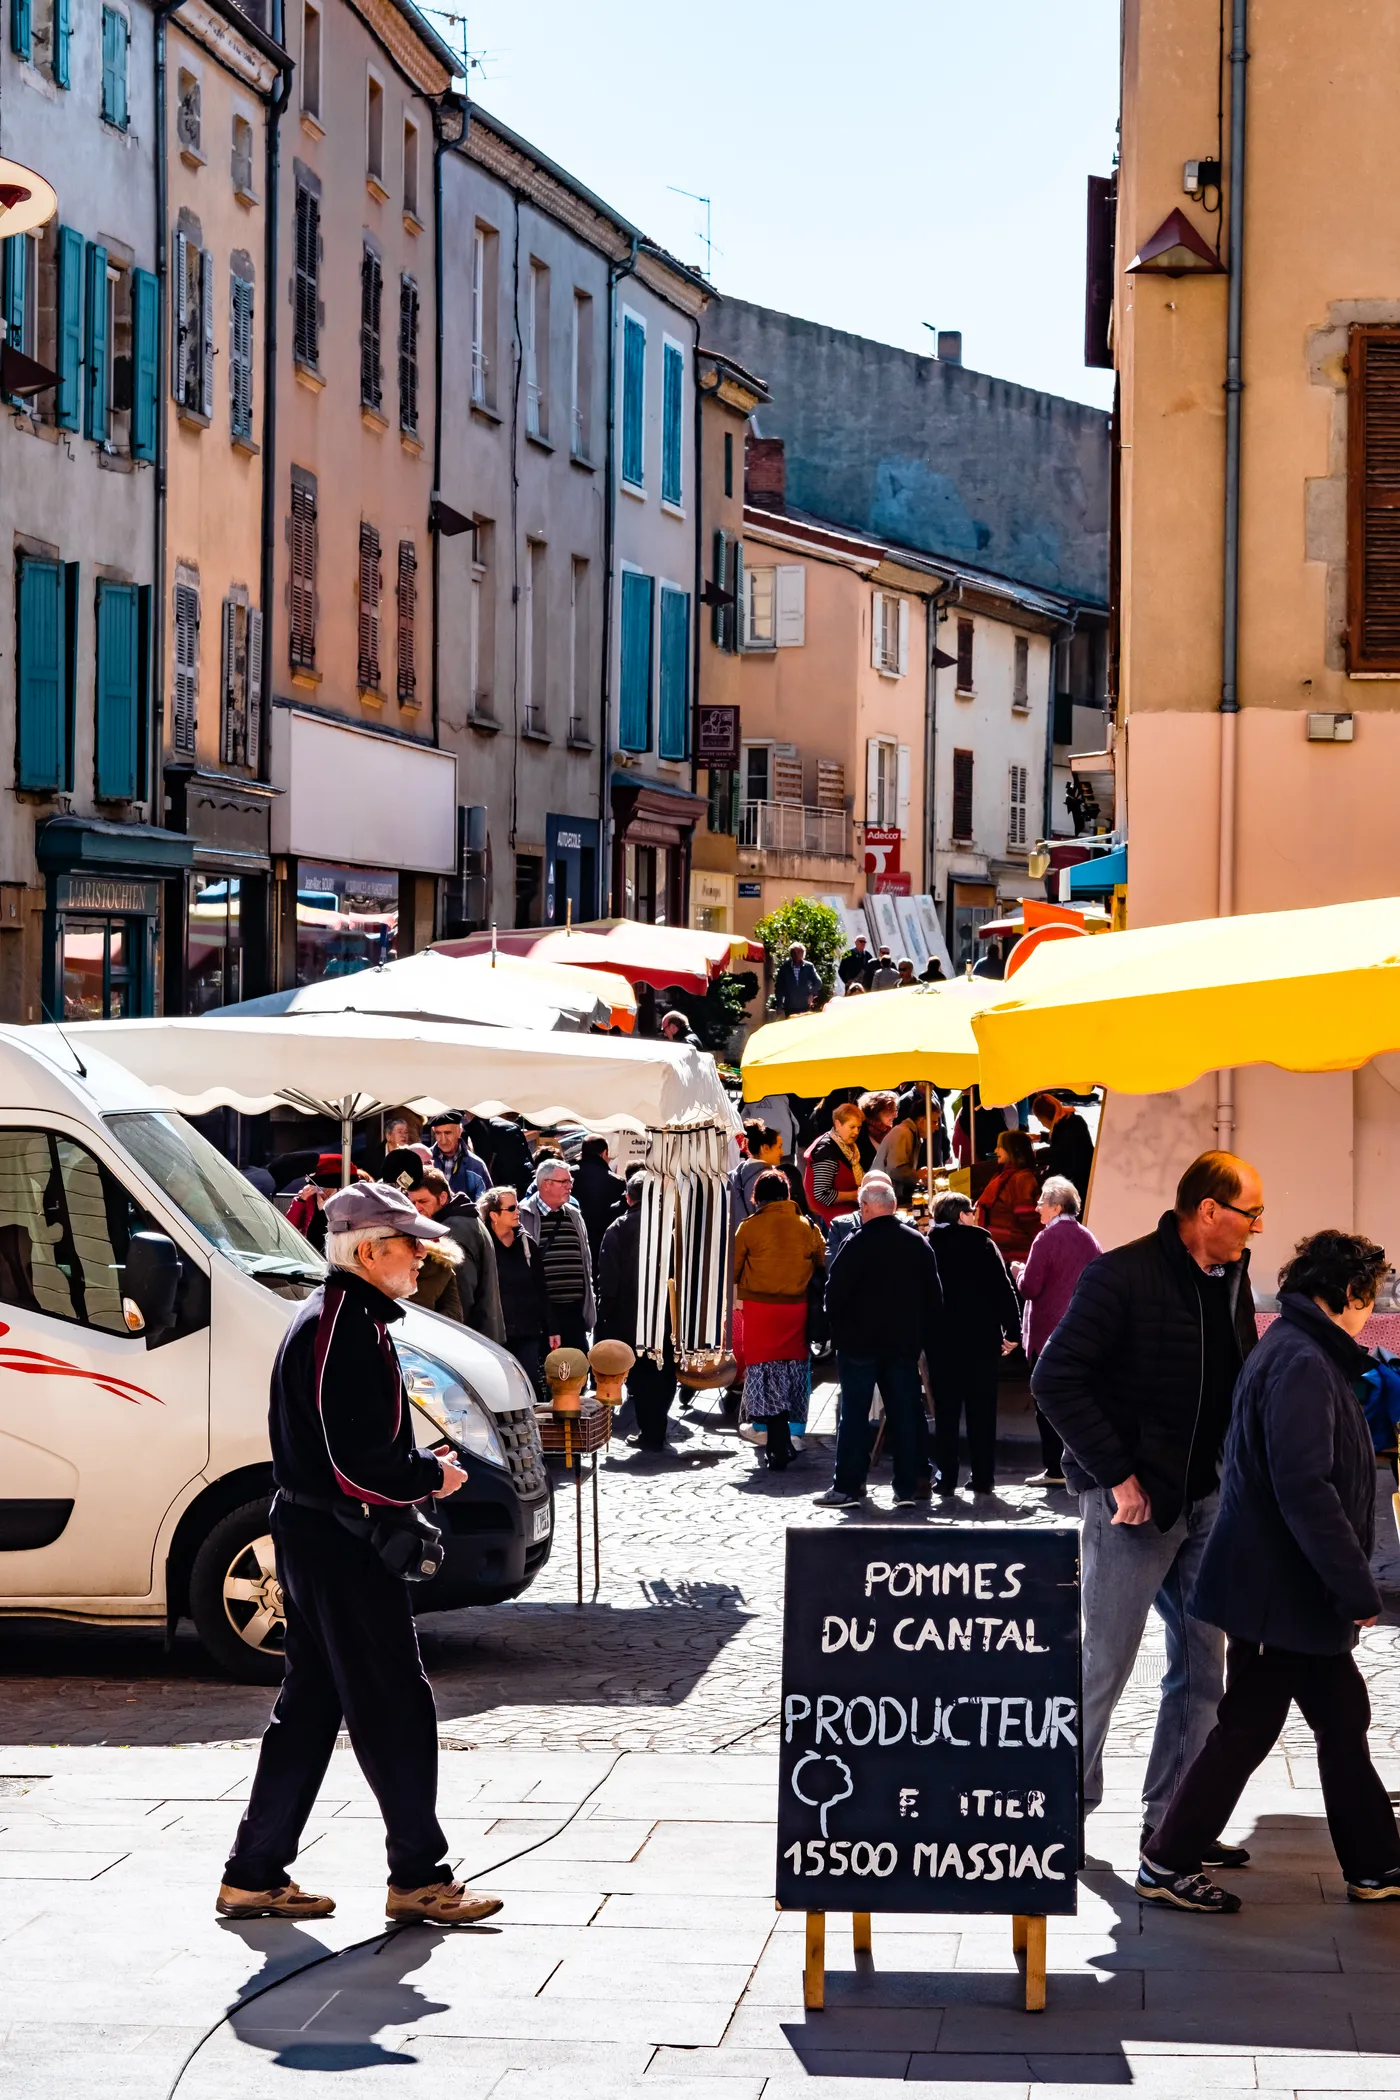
[536,1406,612,1604]
[799,1909,1046,2013]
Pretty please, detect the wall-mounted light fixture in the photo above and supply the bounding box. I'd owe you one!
[1126,208,1225,277]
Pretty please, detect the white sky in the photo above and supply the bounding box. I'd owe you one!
[426,0,1120,411]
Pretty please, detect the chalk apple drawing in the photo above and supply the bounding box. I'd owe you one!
[791,1752,854,1838]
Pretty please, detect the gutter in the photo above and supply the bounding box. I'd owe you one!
[599,234,639,915]
[257,36,293,799]
[1216,0,1248,1149]
[152,0,183,838]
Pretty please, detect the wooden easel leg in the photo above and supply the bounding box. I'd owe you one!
[575,1460,583,1606]
[852,1911,871,1955]
[804,1911,825,2010]
[1024,1915,1046,2013]
[1011,1912,1028,1954]
[592,1456,601,1597]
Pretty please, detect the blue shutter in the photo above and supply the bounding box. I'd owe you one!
[10,0,29,61]
[95,581,139,799]
[3,233,25,354]
[17,559,64,792]
[101,7,128,128]
[662,342,683,506]
[52,0,69,84]
[54,226,82,430]
[131,266,158,460]
[657,586,689,760]
[618,570,653,752]
[621,314,645,486]
[84,241,108,441]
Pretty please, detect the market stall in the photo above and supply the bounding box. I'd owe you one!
[212,947,629,1034]
[437,920,763,999]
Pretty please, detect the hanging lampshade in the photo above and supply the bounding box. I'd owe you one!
[1126,208,1225,277]
[0,157,57,240]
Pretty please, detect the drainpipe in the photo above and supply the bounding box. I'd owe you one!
[152,0,183,829]
[1216,0,1247,1150]
[599,235,639,915]
[258,46,292,790]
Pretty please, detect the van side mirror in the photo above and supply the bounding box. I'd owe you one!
[122,1232,181,1343]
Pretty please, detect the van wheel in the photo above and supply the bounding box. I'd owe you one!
[189,1499,286,1684]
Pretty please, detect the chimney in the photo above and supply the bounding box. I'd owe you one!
[745,435,786,512]
[936,330,963,365]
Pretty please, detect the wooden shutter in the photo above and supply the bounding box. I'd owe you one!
[618,569,653,750]
[52,0,69,82]
[956,617,974,690]
[621,314,645,484]
[1013,633,1029,709]
[952,748,974,840]
[398,275,418,433]
[101,7,127,127]
[171,229,189,403]
[289,480,316,668]
[171,581,199,756]
[359,245,382,410]
[1008,762,1029,848]
[865,737,882,821]
[131,265,158,460]
[710,530,727,647]
[871,592,884,671]
[1348,326,1400,672]
[220,594,240,766]
[775,564,805,647]
[731,543,743,658]
[83,240,108,441]
[199,247,215,417]
[657,586,689,759]
[357,522,381,691]
[246,605,263,766]
[55,225,82,429]
[229,273,253,440]
[897,598,910,676]
[772,746,803,804]
[1084,174,1117,371]
[396,539,417,704]
[11,0,30,63]
[896,743,911,835]
[3,235,25,368]
[815,759,845,809]
[95,580,138,799]
[293,185,319,366]
[662,341,683,504]
[16,558,63,791]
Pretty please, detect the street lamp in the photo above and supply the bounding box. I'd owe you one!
[0,155,57,239]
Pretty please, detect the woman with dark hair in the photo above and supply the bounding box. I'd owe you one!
[733,1169,826,1471]
[976,1127,1041,1261]
[1137,1229,1400,1914]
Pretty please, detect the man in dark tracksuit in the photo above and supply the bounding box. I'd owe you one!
[1031,1150,1263,1856]
[219,1181,501,1927]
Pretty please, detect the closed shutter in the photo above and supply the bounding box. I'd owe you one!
[199,247,215,417]
[53,0,70,85]
[731,544,743,658]
[130,266,158,460]
[772,746,803,803]
[1008,762,1028,848]
[357,522,381,691]
[95,580,138,799]
[897,598,910,676]
[1347,326,1400,672]
[956,616,974,690]
[359,245,382,410]
[171,581,199,755]
[101,7,127,128]
[16,558,64,791]
[871,593,884,671]
[246,605,263,767]
[396,539,417,704]
[661,340,683,504]
[11,0,30,62]
[289,480,316,668]
[220,594,241,766]
[952,749,974,841]
[657,585,689,759]
[229,273,253,441]
[55,225,82,429]
[398,275,418,433]
[83,240,108,441]
[815,759,845,809]
[1013,633,1029,708]
[775,564,805,647]
[896,743,911,836]
[865,737,882,823]
[293,186,319,366]
[710,529,727,647]
[618,569,653,750]
[3,235,26,362]
[621,314,644,484]
[171,230,189,402]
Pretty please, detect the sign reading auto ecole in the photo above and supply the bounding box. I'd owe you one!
[695,705,741,769]
[776,1526,1081,1915]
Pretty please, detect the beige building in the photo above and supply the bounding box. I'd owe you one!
[1098,0,1400,1275]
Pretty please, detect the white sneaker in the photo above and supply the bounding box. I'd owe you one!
[738,1422,767,1445]
[1025,1469,1066,1487]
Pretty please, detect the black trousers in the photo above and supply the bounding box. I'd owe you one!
[507,1331,546,1403]
[552,1305,590,1354]
[932,1351,999,1491]
[630,1350,677,1448]
[1150,1638,1400,1884]
[223,1504,451,1892]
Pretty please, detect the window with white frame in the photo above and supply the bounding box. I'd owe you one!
[177,69,202,156]
[872,590,908,676]
[1008,762,1029,850]
[745,565,775,648]
[231,114,255,198]
[569,555,589,740]
[402,117,419,220]
[366,72,385,186]
[1013,633,1030,710]
[469,516,493,714]
[865,735,909,831]
[525,259,549,439]
[470,223,495,407]
[571,290,592,459]
[524,538,546,734]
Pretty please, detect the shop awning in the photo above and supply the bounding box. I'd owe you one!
[1066,844,1127,897]
[436,920,762,997]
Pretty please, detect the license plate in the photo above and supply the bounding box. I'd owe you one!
[532,1503,552,1543]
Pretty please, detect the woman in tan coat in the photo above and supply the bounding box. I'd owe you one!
[733,1170,826,1472]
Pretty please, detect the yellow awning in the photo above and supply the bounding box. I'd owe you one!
[741,980,1007,1098]
[971,894,1400,1104]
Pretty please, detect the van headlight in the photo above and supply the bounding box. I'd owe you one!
[399,1344,507,1469]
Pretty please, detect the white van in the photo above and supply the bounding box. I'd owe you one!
[0,1027,553,1681]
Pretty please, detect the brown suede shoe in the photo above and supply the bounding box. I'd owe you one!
[216,1880,336,1919]
[386,1880,503,1926]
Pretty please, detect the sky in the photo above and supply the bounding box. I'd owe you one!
[423,0,1121,411]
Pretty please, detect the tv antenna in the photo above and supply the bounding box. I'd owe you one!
[667,185,712,278]
[419,6,491,84]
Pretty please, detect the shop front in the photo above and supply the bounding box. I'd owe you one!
[37,817,194,1021]
[544,814,600,927]
[948,877,998,971]
[164,768,280,1014]
[610,775,706,927]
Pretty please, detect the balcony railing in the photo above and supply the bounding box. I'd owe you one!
[739,800,851,858]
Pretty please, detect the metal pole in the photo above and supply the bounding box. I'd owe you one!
[341,1110,353,1187]
[1216,0,1248,1152]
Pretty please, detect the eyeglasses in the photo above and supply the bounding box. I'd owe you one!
[1219,1201,1265,1223]
[497,1202,519,1213]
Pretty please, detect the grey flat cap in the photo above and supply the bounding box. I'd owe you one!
[323,1180,449,1241]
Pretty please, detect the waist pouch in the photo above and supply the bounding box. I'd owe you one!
[277,1488,444,1584]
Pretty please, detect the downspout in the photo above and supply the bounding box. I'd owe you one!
[429,97,455,756]
[257,34,291,999]
[1216,0,1247,1150]
[599,234,639,915]
[153,0,182,825]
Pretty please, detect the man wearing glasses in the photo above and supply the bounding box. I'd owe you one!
[1032,1151,1264,1863]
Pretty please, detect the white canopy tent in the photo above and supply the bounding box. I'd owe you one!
[213,948,613,1033]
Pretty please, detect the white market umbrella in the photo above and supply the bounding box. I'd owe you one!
[216,947,610,1033]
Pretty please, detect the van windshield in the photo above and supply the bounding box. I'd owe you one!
[107,1111,325,1283]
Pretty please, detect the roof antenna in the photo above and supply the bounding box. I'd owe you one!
[50,1016,87,1079]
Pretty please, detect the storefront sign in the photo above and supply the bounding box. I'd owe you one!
[696,705,741,769]
[776,1526,1081,1916]
[876,872,913,896]
[56,876,160,916]
[738,881,762,899]
[863,825,902,878]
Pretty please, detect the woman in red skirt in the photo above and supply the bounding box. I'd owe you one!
[733,1170,827,1470]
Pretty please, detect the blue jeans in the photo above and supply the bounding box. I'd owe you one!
[1079,1487,1225,1835]
[833,1353,925,1500]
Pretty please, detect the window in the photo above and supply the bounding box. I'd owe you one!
[524,539,546,734]
[743,744,771,804]
[18,0,70,84]
[724,429,733,499]
[100,6,128,129]
[0,1130,155,1335]
[745,565,774,648]
[231,115,254,198]
[357,521,381,692]
[94,579,141,800]
[711,530,740,653]
[397,274,418,434]
[366,73,384,186]
[1013,633,1030,710]
[402,117,419,219]
[618,568,653,751]
[956,615,974,691]
[621,311,645,487]
[661,339,684,506]
[571,291,592,459]
[171,569,200,756]
[525,259,548,439]
[83,239,108,441]
[229,269,254,442]
[1008,762,1029,850]
[952,748,974,841]
[469,517,492,713]
[1347,326,1400,671]
[569,556,589,741]
[396,540,416,706]
[16,556,70,792]
[359,242,382,412]
[172,233,213,420]
[300,0,321,119]
[289,472,317,670]
[220,591,262,767]
[872,590,908,676]
[293,181,320,367]
[866,737,899,825]
[657,586,689,761]
[470,223,495,405]
[177,68,201,155]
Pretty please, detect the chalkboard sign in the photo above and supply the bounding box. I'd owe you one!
[776,1525,1081,1916]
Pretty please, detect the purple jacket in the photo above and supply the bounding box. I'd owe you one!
[1018,1214,1102,1359]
